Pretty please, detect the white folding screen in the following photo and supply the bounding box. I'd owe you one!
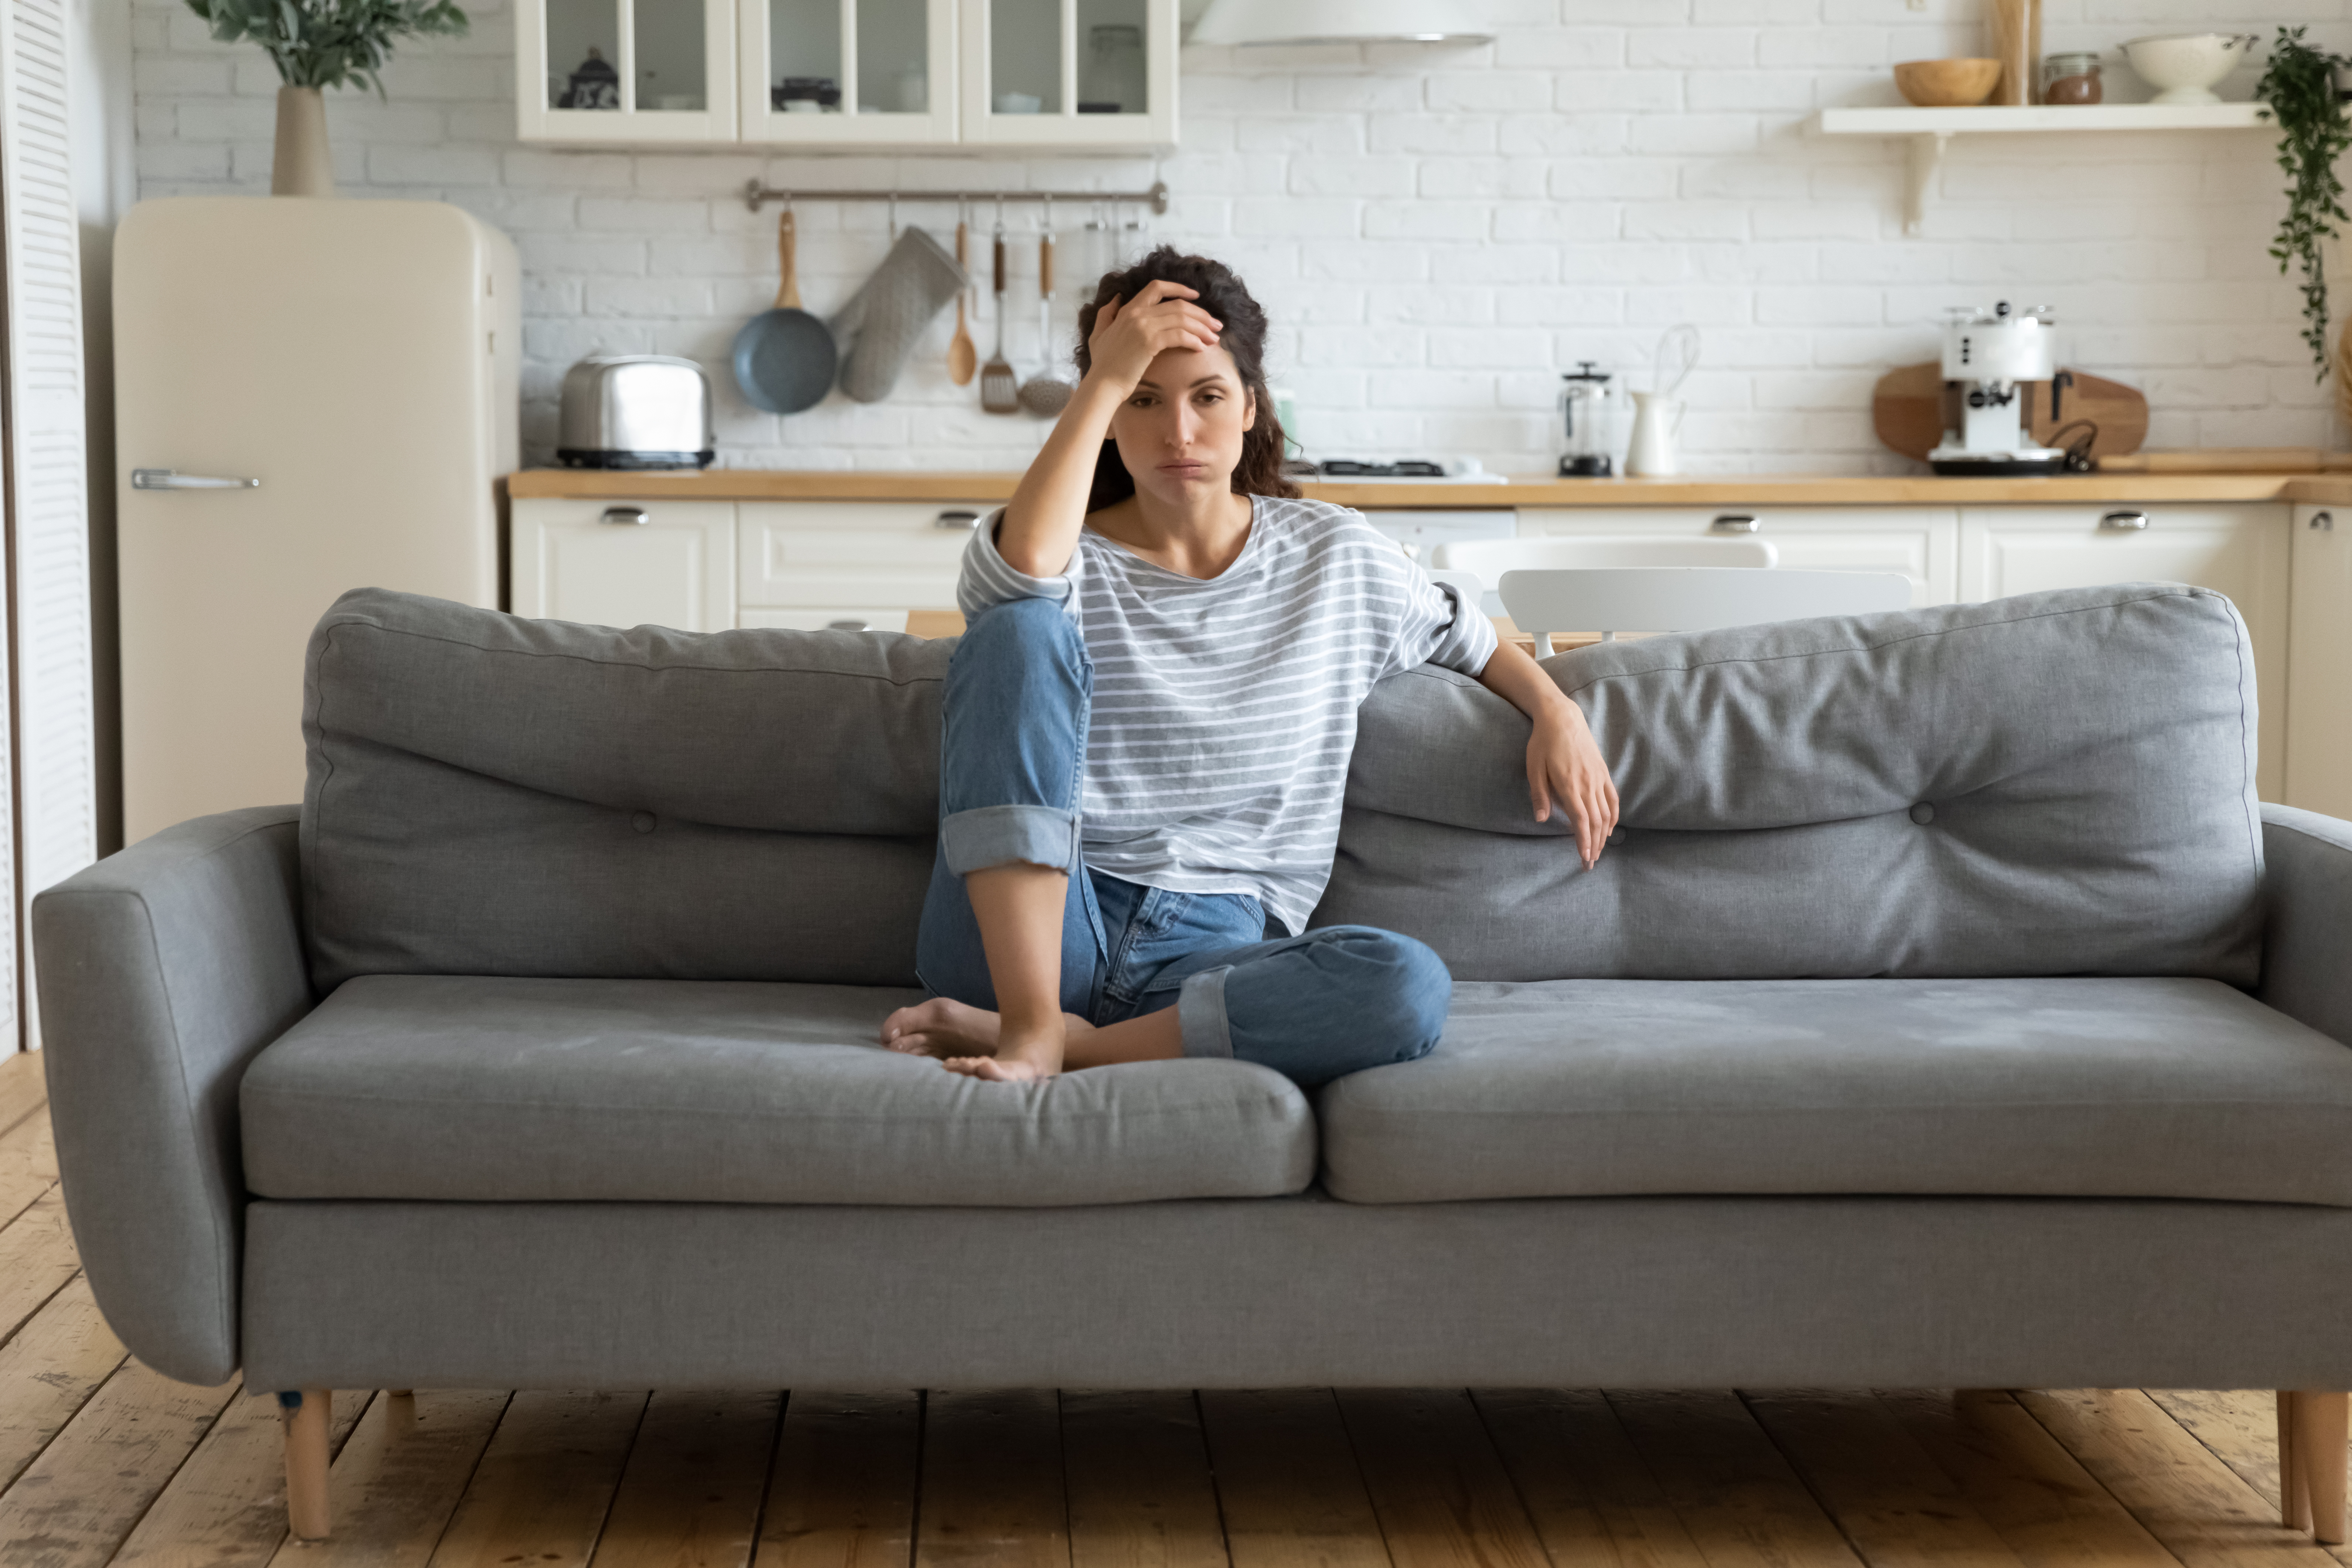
[0,0,96,1051]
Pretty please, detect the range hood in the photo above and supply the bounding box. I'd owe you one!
[1189,0,1493,46]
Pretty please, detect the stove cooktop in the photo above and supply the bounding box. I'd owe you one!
[1296,459,1510,484]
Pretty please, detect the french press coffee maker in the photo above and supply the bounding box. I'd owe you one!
[1558,362,1617,477]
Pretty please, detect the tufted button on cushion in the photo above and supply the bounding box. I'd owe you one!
[1909,803,1935,826]
[632,811,656,834]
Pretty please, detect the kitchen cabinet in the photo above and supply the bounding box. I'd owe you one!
[512,498,738,632]
[1959,503,2291,797]
[958,0,1177,147]
[1517,507,1962,608]
[518,0,740,142]
[517,0,1176,146]
[738,499,986,621]
[738,0,959,145]
[2288,503,2352,819]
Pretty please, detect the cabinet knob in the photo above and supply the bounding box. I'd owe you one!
[601,507,650,526]
[1710,513,1760,533]
[2099,510,2151,531]
[2313,510,2335,532]
[935,509,982,530]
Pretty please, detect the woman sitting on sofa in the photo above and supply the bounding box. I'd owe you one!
[882,248,1617,1084]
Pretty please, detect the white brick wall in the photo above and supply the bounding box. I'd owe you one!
[132,0,2352,473]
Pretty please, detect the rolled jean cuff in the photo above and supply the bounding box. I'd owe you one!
[1177,967,1237,1059]
[940,804,1081,876]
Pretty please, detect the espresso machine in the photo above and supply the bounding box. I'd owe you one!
[1928,301,2069,476]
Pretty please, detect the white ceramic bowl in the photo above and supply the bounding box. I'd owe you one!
[993,92,1044,114]
[2123,32,2259,106]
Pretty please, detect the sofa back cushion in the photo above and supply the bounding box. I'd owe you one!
[302,588,943,989]
[1311,583,2264,984]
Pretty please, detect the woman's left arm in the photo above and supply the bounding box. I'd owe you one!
[1477,641,1620,870]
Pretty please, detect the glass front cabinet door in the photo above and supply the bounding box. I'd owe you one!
[959,0,1175,147]
[739,0,959,144]
[517,0,738,140]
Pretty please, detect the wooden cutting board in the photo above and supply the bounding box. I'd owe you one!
[1871,363,2148,462]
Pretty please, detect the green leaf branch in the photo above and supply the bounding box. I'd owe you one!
[184,0,470,96]
[2256,26,2352,380]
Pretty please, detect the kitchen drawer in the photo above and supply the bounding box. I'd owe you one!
[1516,507,1960,606]
[740,607,912,633]
[1962,503,2290,797]
[738,501,993,611]
[512,497,736,633]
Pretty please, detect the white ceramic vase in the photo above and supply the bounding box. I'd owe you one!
[1625,392,1684,478]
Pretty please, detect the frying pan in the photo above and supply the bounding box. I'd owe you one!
[731,208,836,415]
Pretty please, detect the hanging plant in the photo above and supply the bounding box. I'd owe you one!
[2256,27,2352,380]
[184,0,470,96]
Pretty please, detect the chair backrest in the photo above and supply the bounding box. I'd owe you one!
[1431,536,1778,574]
[1426,569,1485,615]
[1501,567,1913,652]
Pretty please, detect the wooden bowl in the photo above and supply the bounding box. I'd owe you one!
[1893,58,2003,107]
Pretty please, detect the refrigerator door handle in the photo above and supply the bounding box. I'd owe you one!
[132,468,260,491]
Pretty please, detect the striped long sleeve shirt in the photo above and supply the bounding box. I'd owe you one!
[958,493,1500,935]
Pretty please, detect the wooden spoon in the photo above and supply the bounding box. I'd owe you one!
[946,219,977,387]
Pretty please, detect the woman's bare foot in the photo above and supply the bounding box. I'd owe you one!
[881,999,1091,1063]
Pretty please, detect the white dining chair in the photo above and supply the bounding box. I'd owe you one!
[1429,537,1777,619]
[1498,568,1915,655]
[1431,536,1778,578]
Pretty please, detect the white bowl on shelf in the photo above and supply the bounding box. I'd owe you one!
[2122,32,2259,106]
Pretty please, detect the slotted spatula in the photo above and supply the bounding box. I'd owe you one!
[980,218,1019,414]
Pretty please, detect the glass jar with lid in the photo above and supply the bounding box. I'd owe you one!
[1558,363,1618,477]
[2041,52,2102,105]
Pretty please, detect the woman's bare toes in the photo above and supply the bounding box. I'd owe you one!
[881,998,1001,1060]
[942,1055,1045,1082]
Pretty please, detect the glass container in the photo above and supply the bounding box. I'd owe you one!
[1558,363,1617,478]
[2041,52,2102,105]
[1079,7,1147,114]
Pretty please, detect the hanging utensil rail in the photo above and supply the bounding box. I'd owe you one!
[740,178,1169,217]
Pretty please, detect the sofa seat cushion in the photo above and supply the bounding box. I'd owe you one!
[241,976,1315,1205]
[1319,977,2352,1205]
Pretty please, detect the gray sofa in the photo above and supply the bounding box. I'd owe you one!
[33,581,2352,1541]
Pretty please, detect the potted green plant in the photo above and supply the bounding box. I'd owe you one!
[185,0,470,197]
[2255,27,2352,380]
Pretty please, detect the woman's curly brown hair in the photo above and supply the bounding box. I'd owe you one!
[1073,246,1301,515]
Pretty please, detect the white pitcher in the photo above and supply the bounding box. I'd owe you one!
[1625,392,1684,477]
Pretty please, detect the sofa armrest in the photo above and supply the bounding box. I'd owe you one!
[30,806,313,1385]
[2259,803,2352,1047]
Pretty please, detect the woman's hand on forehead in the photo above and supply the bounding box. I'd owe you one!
[1086,281,1223,397]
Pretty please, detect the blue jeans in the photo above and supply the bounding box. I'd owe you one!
[915,596,1451,1089]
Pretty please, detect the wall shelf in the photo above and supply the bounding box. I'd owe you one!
[1814,103,2273,236]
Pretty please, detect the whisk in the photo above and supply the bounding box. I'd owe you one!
[1651,323,1701,397]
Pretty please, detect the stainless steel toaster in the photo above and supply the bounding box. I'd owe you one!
[556,355,715,469]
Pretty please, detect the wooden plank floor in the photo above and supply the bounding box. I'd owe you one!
[0,1050,2343,1568]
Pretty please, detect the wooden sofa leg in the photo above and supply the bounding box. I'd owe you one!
[279,1390,331,1541]
[2297,1390,2349,1545]
[2282,1392,2311,1532]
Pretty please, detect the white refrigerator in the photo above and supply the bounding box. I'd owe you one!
[114,197,519,842]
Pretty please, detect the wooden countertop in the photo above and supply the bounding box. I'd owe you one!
[506,468,2352,507]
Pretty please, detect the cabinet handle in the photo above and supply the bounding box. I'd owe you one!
[132,468,259,491]
[826,618,870,631]
[2313,510,2335,532]
[2100,510,2151,531]
[601,507,649,526]
[935,510,982,530]
[1710,513,1760,533]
